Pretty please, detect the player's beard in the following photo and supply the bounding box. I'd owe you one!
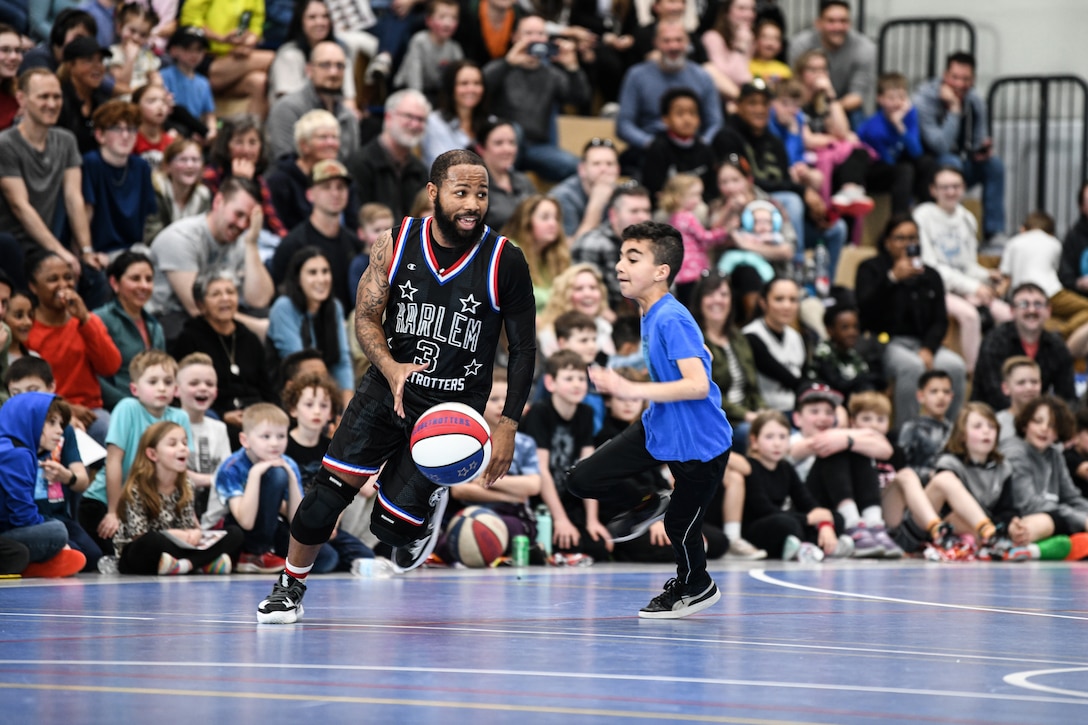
[433,196,485,246]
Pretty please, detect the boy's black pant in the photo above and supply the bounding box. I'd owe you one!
[805,451,881,513]
[566,420,730,588]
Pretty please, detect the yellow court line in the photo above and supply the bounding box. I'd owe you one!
[0,682,820,725]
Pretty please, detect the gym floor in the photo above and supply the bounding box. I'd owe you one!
[2,559,1087,724]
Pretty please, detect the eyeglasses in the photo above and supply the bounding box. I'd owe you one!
[104,125,137,135]
[313,60,346,71]
[585,137,615,150]
[1013,300,1048,310]
[889,234,919,242]
[934,183,964,191]
[393,110,427,124]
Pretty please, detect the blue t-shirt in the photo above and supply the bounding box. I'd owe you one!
[640,294,733,462]
[767,110,806,166]
[85,399,193,504]
[82,151,157,252]
[214,447,303,504]
[160,65,216,120]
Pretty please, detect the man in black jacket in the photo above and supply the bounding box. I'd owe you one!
[972,283,1076,411]
[345,89,430,220]
[712,80,847,278]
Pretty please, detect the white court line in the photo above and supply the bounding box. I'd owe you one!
[749,569,1088,621]
[186,618,1088,669]
[1005,667,1088,699]
[0,612,154,621]
[1,658,1087,706]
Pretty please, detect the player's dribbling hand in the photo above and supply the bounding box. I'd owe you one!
[482,417,516,487]
[387,361,428,418]
[554,518,581,549]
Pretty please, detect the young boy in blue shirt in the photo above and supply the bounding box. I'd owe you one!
[567,221,733,619]
[856,72,922,214]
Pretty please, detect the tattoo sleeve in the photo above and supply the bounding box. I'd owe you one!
[354,230,396,376]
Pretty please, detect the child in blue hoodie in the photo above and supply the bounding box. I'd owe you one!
[856,72,922,214]
[0,392,87,577]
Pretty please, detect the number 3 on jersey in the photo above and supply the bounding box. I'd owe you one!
[414,340,440,373]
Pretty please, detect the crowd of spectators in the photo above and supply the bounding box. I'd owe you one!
[2,0,1088,577]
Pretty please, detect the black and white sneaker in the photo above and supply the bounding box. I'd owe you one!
[257,572,307,624]
[391,487,449,573]
[638,578,721,619]
[607,490,670,543]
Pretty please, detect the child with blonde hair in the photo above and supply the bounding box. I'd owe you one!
[115,421,242,574]
[659,173,728,305]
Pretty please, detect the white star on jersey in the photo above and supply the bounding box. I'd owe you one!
[459,293,482,314]
[464,359,482,376]
[399,280,418,301]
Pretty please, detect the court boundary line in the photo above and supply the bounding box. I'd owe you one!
[3,659,1088,706]
[749,570,1088,621]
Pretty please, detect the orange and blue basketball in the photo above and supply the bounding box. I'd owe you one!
[410,402,492,486]
[446,506,509,567]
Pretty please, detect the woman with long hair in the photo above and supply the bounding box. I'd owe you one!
[690,271,764,452]
[114,421,242,575]
[144,137,211,243]
[502,195,569,314]
[267,247,354,406]
[537,263,616,358]
[422,60,488,168]
[702,0,756,103]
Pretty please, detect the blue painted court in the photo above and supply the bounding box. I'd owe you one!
[2,560,1087,723]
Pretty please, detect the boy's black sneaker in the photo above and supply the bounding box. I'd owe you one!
[638,578,721,619]
[257,572,307,624]
[391,487,449,573]
[607,491,671,543]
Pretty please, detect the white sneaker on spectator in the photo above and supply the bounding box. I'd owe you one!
[725,537,767,560]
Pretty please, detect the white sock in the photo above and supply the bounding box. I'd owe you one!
[862,506,885,528]
[837,500,861,529]
[724,522,741,541]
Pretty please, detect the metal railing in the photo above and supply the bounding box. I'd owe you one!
[987,75,1088,236]
[877,17,975,90]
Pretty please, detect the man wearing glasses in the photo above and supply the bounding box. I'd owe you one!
[971,283,1076,411]
[346,87,431,220]
[80,100,157,266]
[265,40,360,162]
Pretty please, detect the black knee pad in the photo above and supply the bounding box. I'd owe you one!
[370,489,427,548]
[290,470,358,545]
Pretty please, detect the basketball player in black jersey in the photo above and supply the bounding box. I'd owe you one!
[258,149,537,624]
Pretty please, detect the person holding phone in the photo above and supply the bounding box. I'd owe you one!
[855,214,967,427]
[913,52,1006,243]
[180,0,274,118]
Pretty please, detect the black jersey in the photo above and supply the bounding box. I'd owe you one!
[378,216,533,412]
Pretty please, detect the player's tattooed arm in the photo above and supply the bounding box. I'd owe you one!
[355,229,397,378]
[355,228,427,418]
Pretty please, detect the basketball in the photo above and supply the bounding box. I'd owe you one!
[410,402,492,486]
[446,506,509,568]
